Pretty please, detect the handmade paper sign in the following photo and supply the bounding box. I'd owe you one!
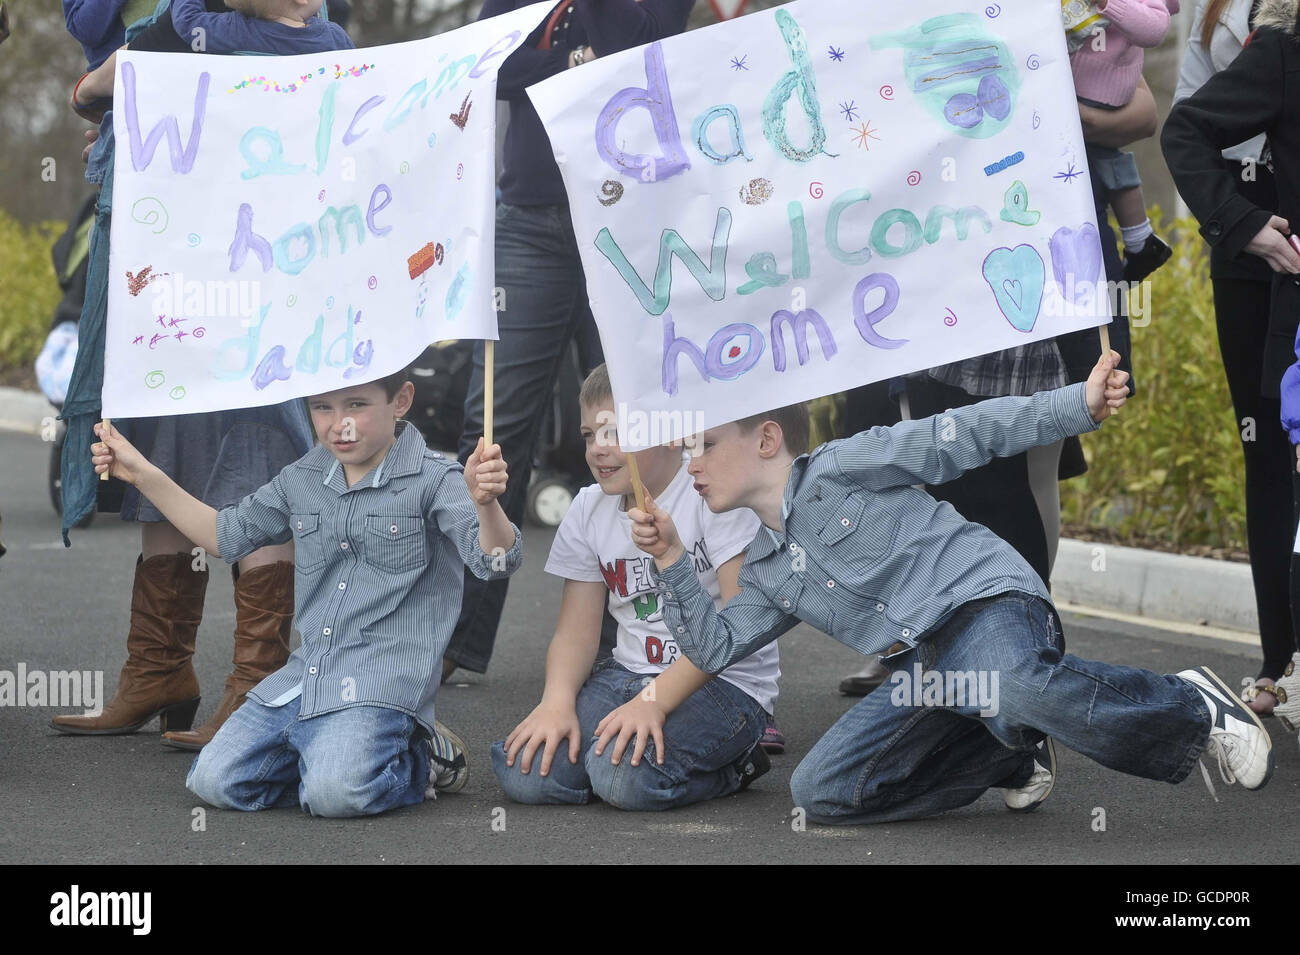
[529,0,1111,449]
[104,1,553,418]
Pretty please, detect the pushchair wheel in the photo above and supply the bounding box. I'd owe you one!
[526,476,573,528]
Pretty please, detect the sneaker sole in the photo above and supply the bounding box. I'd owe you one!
[1007,737,1056,813]
[431,719,469,794]
[1196,667,1275,790]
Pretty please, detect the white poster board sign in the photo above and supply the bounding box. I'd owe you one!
[105,2,553,417]
[530,0,1110,448]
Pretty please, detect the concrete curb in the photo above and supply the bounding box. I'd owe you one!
[0,387,57,437]
[0,387,1258,635]
[1053,538,1256,635]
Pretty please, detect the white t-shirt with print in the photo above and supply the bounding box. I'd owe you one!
[545,459,780,712]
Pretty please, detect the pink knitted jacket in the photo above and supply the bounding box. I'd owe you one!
[1071,0,1181,107]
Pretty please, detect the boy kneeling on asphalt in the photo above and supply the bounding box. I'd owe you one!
[492,364,780,809]
[91,366,522,817]
[629,352,1274,824]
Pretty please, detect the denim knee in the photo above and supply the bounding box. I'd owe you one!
[788,754,845,821]
[299,771,384,818]
[186,751,240,810]
[491,741,591,805]
[585,748,678,811]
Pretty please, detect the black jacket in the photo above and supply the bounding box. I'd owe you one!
[1161,0,1300,396]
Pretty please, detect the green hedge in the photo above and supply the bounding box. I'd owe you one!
[0,210,63,375]
[1061,212,1247,552]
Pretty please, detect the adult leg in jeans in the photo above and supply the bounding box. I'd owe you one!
[447,203,601,674]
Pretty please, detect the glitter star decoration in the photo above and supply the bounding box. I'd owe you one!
[839,100,859,122]
[828,46,845,62]
[851,120,881,149]
[1054,162,1083,183]
[730,55,749,71]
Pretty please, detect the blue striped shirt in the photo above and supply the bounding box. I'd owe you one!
[215,419,523,732]
[654,382,1102,672]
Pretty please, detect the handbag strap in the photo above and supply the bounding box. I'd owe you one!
[538,0,574,50]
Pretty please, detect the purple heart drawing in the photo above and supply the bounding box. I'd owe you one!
[1049,224,1103,306]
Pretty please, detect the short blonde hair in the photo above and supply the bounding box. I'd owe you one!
[579,363,613,408]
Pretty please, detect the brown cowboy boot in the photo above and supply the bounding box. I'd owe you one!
[52,552,207,734]
[161,560,293,751]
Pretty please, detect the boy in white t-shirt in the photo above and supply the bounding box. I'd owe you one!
[491,365,781,809]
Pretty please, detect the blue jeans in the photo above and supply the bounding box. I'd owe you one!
[447,202,603,673]
[491,660,766,811]
[790,592,1212,825]
[187,697,429,818]
[1086,143,1143,193]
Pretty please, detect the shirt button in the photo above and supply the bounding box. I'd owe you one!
[827,580,835,588]
[876,603,884,612]
[389,524,398,534]
[296,520,303,530]
[676,626,685,634]
[781,599,791,608]
[322,627,331,636]
[309,666,317,674]
[902,628,911,638]
[841,517,851,527]
[432,452,443,459]
[340,541,348,550]
[338,582,346,590]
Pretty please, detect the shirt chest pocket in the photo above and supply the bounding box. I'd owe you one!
[817,493,896,560]
[291,513,327,572]
[363,514,427,574]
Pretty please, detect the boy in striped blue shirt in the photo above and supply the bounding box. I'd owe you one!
[91,366,523,817]
[629,352,1275,823]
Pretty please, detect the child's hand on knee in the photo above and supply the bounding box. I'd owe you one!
[594,690,667,767]
[503,701,581,776]
[92,421,150,485]
[1086,350,1131,422]
[465,436,508,506]
[628,493,684,567]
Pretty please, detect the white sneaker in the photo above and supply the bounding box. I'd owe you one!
[1272,652,1300,734]
[1178,666,1274,795]
[1004,738,1055,812]
[426,720,468,797]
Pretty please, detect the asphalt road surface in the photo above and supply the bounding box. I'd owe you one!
[2,428,1296,864]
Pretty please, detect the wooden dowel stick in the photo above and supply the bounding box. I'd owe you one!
[99,417,110,480]
[1099,324,1116,418]
[625,449,647,513]
[483,339,494,448]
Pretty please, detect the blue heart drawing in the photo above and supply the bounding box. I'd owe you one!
[983,244,1046,332]
[1048,224,1103,305]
